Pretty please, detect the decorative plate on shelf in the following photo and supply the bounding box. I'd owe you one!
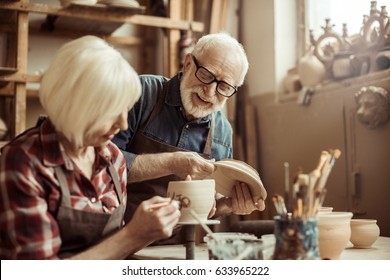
[206,159,267,200]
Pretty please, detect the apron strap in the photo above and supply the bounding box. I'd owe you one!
[203,113,214,156]
[142,82,169,130]
[107,163,123,204]
[55,167,72,208]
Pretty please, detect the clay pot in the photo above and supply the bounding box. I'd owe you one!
[350,219,380,248]
[317,212,353,259]
[167,179,215,223]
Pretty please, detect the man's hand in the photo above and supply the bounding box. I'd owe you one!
[169,151,216,179]
[214,182,265,217]
[230,182,265,214]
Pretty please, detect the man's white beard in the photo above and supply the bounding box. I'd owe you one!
[180,78,226,119]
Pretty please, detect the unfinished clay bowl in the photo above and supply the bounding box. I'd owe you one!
[206,159,267,201]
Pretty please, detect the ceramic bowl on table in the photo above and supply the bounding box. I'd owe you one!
[350,219,380,248]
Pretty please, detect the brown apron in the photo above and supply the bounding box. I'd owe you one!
[55,163,125,258]
[125,82,214,244]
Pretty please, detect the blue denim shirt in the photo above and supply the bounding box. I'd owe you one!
[112,73,233,170]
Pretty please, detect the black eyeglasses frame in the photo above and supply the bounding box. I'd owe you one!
[191,55,237,98]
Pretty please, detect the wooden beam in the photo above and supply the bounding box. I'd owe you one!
[209,0,228,33]
[167,0,182,77]
[13,1,28,136]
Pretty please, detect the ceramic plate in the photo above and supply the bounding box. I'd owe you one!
[207,159,267,200]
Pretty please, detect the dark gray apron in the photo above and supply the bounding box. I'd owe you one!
[125,82,214,244]
[55,163,125,258]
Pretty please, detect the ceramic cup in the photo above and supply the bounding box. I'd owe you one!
[167,179,215,223]
[317,211,353,259]
[350,219,380,248]
[204,232,263,260]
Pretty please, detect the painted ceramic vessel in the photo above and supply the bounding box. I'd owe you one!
[167,179,215,223]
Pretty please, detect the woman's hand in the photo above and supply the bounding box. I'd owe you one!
[126,196,181,244]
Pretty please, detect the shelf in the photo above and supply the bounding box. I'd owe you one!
[0,67,17,75]
[0,0,201,139]
[0,2,204,32]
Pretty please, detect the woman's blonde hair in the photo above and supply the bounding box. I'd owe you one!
[39,35,141,148]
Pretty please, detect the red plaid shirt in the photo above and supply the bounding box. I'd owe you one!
[0,119,127,259]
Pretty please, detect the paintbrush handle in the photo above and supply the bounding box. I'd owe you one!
[189,209,216,239]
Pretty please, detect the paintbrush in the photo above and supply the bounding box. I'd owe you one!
[309,150,330,189]
[284,162,290,213]
[189,209,218,240]
[316,149,342,190]
[148,200,180,211]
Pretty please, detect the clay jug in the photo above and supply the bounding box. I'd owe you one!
[298,48,326,87]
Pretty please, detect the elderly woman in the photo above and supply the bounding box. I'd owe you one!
[0,36,180,260]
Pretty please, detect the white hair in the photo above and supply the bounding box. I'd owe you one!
[191,32,249,86]
[39,35,141,148]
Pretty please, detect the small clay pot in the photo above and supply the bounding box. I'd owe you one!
[318,212,353,259]
[350,219,380,249]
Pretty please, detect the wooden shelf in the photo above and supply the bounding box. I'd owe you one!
[0,0,203,139]
[0,2,204,32]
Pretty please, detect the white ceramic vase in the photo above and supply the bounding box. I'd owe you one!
[350,219,380,248]
[317,211,353,259]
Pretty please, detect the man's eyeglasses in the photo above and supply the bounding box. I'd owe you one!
[191,55,237,97]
